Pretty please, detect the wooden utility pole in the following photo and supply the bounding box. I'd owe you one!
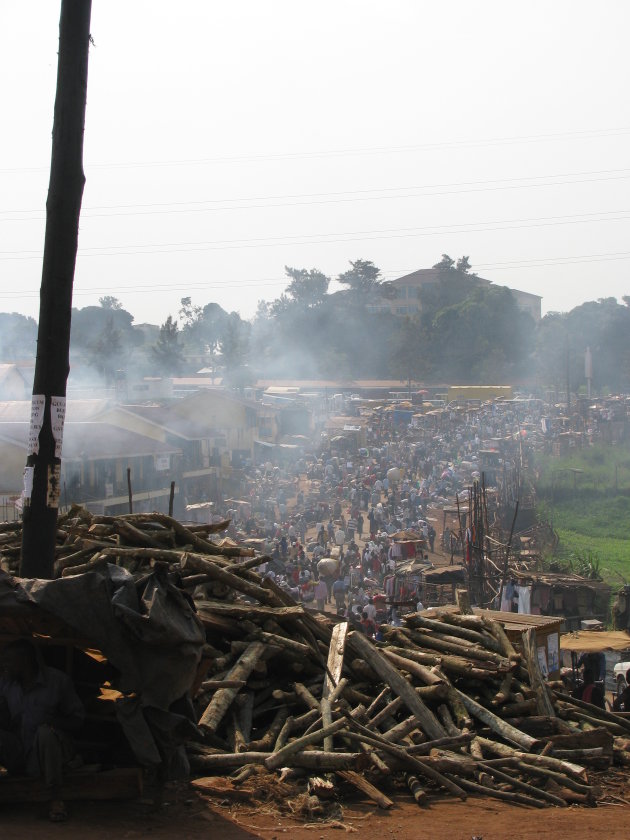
[20,0,92,578]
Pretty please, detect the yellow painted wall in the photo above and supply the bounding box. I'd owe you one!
[100,407,167,442]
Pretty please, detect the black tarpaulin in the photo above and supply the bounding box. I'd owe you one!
[0,565,205,771]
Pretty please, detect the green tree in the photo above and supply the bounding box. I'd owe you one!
[71,303,142,378]
[284,266,330,307]
[534,312,569,392]
[420,257,481,332]
[0,313,38,360]
[390,315,427,383]
[337,259,386,300]
[179,296,202,329]
[152,316,185,374]
[220,314,249,368]
[89,314,123,385]
[99,295,123,310]
[269,293,292,318]
[220,314,253,390]
[433,254,455,271]
[430,285,534,381]
[178,296,204,352]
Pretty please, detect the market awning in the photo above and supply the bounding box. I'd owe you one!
[422,564,467,583]
[560,630,630,653]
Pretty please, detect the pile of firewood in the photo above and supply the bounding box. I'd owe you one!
[2,506,629,809]
[0,504,247,579]
[189,578,630,810]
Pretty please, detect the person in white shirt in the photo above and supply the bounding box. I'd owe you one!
[363,598,377,621]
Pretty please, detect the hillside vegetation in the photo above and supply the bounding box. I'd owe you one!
[535,443,630,586]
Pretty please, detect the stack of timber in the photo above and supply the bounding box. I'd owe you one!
[0,504,245,580]
[2,507,630,809]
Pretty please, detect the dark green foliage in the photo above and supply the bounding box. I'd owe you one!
[0,313,38,360]
[152,316,185,375]
[19,255,629,388]
[534,297,630,393]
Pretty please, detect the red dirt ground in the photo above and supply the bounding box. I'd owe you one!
[2,787,630,840]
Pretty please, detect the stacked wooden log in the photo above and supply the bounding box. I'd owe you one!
[2,507,629,809]
[0,504,247,580]
[189,589,630,810]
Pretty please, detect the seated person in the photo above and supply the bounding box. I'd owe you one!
[613,669,630,712]
[0,639,84,822]
[573,668,606,710]
[577,651,606,683]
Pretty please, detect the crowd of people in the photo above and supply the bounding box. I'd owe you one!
[207,397,554,631]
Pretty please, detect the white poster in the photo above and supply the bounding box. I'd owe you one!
[50,396,66,459]
[547,632,559,673]
[27,395,45,455]
[47,464,61,508]
[155,454,170,472]
[23,466,34,500]
[537,645,549,678]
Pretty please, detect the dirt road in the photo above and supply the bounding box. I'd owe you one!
[3,789,629,840]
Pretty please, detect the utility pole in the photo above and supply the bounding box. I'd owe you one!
[585,346,593,400]
[20,0,92,578]
[565,335,571,416]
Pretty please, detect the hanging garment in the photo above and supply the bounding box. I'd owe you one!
[500,581,514,612]
[517,585,532,614]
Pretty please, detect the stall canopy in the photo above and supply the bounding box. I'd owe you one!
[395,557,433,576]
[560,630,630,653]
[422,564,467,584]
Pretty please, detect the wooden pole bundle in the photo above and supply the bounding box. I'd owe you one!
[5,507,628,810]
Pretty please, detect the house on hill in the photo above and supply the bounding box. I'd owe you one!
[369,268,542,322]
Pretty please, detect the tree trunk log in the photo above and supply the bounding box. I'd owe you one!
[454,688,537,750]
[199,641,265,732]
[349,632,446,740]
[336,770,394,809]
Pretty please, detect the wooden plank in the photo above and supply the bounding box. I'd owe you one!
[522,628,555,717]
[349,631,446,740]
[323,621,349,699]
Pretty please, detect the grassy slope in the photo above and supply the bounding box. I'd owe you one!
[535,444,630,586]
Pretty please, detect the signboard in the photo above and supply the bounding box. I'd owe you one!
[155,454,170,472]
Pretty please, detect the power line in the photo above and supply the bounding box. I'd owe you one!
[0,279,290,299]
[1,250,629,300]
[381,250,630,275]
[1,208,629,260]
[2,125,629,174]
[2,166,630,221]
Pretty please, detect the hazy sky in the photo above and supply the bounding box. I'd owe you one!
[2,1,630,325]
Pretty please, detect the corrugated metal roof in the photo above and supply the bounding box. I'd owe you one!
[0,422,180,460]
[0,399,111,422]
[103,405,213,440]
